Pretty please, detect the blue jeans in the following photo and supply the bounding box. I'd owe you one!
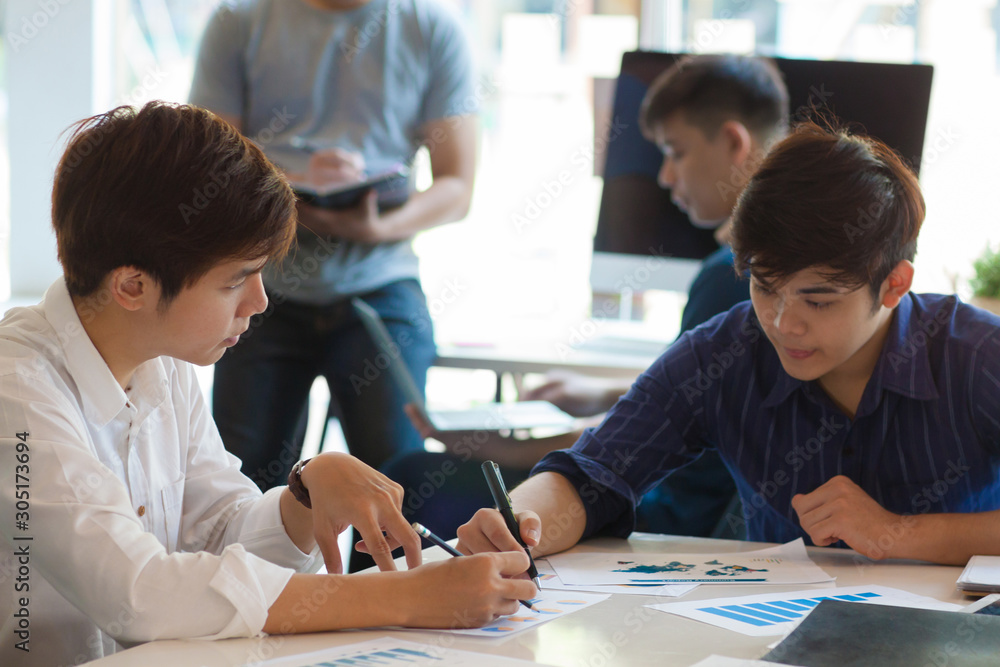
[212,279,435,490]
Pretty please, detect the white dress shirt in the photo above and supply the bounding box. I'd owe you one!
[0,279,320,666]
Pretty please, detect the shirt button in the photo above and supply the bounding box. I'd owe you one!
[843,446,854,457]
[137,505,146,517]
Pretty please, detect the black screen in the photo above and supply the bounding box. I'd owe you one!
[594,51,934,262]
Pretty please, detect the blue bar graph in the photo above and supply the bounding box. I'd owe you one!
[696,591,884,629]
[312,647,441,666]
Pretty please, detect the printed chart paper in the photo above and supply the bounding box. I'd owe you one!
[647,585,963,637]
[689,657,793,667]
[433,590,609,638]
[535,559,698,598]
[249,637,546,666]
[548,539,833,586]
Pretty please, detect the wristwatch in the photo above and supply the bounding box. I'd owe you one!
[287,458,313,509]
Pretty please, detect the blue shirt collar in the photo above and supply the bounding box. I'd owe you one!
[760,293,939,410]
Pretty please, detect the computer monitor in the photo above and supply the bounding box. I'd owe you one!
[590,51,934,295]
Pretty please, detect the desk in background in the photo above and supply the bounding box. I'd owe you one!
[86,534,968,667]
[435,332,666,403]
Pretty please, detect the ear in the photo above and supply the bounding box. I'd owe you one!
[718,120,753,167]
[108,267,157,312]
[880,260,915,309]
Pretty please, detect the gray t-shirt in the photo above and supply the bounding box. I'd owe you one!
[189,0,474,303]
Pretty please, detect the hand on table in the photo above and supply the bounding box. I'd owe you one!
[398,551,538,627]
[521,371,625,417]
[299,451,421,573]
[792,475,908,559]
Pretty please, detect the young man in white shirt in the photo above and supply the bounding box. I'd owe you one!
[0,102,533,666]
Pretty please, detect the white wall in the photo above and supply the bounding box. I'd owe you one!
[6,0,115,297]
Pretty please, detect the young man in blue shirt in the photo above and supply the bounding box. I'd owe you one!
[454,120,1000,566]
[389,54,789,541]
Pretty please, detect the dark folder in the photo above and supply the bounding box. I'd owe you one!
[763,599,1000,666]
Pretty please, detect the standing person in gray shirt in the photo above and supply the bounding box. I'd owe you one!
[189,0,477,493]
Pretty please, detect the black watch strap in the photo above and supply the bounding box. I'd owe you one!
[287,458,313,509]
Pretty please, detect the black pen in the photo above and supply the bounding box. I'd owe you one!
[481,461,541,588]
[412,522,535,611]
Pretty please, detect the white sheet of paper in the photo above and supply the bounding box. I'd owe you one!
[427,590,609,638]
[647,584,963,637]
[689,656,795,667]
[549,539,833,586]
[249,637,546,666]
[535,559,698,598]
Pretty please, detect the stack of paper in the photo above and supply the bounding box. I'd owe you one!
[956,555,1000,594]
[536,559,698,598]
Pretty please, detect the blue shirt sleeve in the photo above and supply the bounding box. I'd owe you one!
[967,317,1000,457]
[679,247,749,335]
[188,2,251,120]
[532,323,740,539]
[418,3,475,123]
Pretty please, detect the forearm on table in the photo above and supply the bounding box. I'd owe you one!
[511,472,587,557]
[891,509,1000,565]
[264,571,410,633]
[377,176,471,241]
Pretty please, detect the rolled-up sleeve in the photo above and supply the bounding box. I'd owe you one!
[0,366,311,645]
[532,333,713,539]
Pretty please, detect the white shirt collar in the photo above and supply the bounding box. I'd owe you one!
[41,278,168,430]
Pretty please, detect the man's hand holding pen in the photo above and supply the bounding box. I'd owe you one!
[454,460,545,588]
[456,506,543,562]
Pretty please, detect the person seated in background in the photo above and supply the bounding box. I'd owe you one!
[0,102,532,667]
[454,119,1000,567]
[385,54,789,541]
[188,0,477,493]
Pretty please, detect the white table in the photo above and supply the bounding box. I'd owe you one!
[85,534,969,666]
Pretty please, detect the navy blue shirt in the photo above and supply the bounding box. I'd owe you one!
[679,246,749,335]
[534,293,1000,545]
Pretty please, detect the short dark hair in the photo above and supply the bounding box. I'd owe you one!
[52,101,296,304]
[639,54,789,143]
[731,120,925,301]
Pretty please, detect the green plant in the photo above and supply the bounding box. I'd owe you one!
[971,245,1000,298]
